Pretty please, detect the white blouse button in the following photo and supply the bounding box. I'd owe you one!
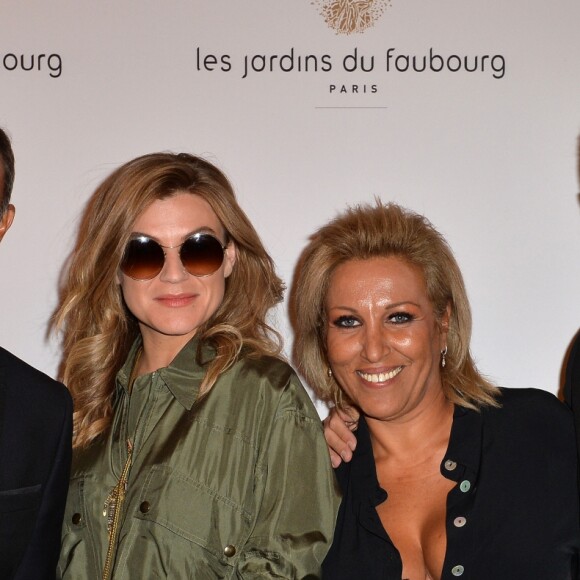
[459,480,471,492]
[452,564,465,576]
[444,459,457,471]
[454,516,467,528]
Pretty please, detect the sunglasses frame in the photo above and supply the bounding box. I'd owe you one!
[120,232,228,281]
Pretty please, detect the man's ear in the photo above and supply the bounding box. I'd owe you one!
[0,204,15,243]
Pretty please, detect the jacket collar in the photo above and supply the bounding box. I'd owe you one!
[116,336,214,410]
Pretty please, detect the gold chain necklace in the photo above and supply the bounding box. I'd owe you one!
[102,347,142,580]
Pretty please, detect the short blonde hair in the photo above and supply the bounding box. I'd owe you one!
[290,200,498,410]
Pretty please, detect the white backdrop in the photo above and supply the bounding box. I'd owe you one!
[1,0,579,409]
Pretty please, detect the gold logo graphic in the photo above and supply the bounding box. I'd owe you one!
[313,0,391,35]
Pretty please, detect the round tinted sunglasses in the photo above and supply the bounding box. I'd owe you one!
[120,233,227,281]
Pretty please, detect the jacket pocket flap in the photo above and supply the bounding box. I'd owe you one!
[0,483,41,513]
[134,465,250,558]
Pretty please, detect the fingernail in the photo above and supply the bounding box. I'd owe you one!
[340,450,351,462]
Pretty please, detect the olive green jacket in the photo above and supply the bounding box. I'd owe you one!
[58,339,340,579]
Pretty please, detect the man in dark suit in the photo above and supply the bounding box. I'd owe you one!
[0,127,72,579]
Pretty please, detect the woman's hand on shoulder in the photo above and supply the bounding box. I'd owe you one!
[323,406,360,468]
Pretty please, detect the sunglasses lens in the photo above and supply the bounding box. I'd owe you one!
[181,234,225,276]
[120,237,165,280]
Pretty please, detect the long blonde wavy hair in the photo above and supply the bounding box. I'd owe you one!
[290,200,499,411]
[54,153,284,448]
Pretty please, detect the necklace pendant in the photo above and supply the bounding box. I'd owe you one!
[103,489,119,534]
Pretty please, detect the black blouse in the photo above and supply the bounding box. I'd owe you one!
[323,388,580,579]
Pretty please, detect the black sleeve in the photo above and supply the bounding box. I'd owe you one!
[13,387,73,580]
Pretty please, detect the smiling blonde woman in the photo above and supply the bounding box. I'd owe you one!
[291,200,580,580]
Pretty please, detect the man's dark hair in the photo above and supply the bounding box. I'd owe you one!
[0,127,15,216]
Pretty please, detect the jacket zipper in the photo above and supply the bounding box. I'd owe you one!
[102,438,134,580]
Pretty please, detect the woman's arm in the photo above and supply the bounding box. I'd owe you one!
[235,375,341,579]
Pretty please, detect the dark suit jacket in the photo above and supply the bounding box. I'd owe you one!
[0,347,72,580]
[565,333,580,454]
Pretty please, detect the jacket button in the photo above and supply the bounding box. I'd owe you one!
[223,544,236,557]
[139,501,151,514]
[72,513,82,525]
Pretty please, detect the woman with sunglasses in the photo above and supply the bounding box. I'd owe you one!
[53,152,339,579]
